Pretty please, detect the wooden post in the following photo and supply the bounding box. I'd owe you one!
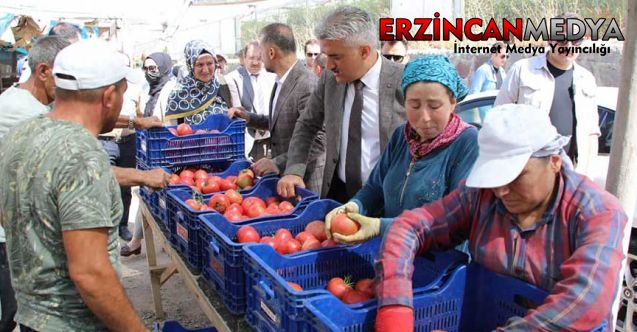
[606,1,637,330]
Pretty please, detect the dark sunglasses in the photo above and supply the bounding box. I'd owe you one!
[142,65,158,72]
[382,54,405,62]
[306,52,319,57]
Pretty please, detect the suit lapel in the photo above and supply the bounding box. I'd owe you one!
[377,57,398,152]
[331,79,348,157]
[271,62,303,130]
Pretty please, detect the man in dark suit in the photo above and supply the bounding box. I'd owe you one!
[228,24,326,194]
[277,6,406,203]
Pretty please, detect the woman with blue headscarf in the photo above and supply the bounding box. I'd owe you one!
[325,55,479,242]
[165,40,233,124]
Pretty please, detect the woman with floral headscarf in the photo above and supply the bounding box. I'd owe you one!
[325,55,479,243]
[165,40,233,124]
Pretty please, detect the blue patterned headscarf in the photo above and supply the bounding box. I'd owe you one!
[401,55,468,101]
[165,40,228,124]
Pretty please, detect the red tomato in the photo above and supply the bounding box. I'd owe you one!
[169,174,181,185]
[326,277,352,300]
[264,204,281,215]
[176,123,193,136]
[236,173,254,189]
[321,239,338,248]
[278,201,295,213]
[199,205,214,211]
[201,179,220,194]
[185,199,202,210]
[195,178,207,193]
[181,177,194,186]
[259,236,276,249]
[239,168,255,178]
[246,204,266,218]
[305,220,327,242]
[226,203,244,215]
[224,210,243,222]
[266,197,280,206]
[301,237,321,250]
[180,170,194,180]
[274,229,293,242]
[222,179,239,191]
[226,175,237,184]
[295,231,316,244]
[331,213,360,236]
[194,129,207,134]
[210,129,221,134]
[287,282,303,291]
[354,278,375,297]
[242,196,266,212]
[224,189,243,205]
[342,289,372,304]
[208,194,230,213]
[236,226,260,243]
[282,239,302,255]
[208,175,222,183]
[193,169,208,181]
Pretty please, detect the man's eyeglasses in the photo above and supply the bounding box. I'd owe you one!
[382,54,405,63]
[306,52,319,57]
[142,65,158,72]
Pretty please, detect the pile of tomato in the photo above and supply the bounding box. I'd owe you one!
[168,123,222,136]
[286,276,376,304]
[170,168,256,194]
[236,221,339,254]
[184,189,297,221]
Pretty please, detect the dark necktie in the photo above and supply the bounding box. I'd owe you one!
[269,82,278,125]
[346,80,364,196]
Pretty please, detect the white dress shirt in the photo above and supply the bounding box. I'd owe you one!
[271,61,296,119]
[250,68,276,140]
[338,53,382,184]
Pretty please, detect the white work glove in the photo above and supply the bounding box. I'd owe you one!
[325,202,359,240]
[332,213,380,245]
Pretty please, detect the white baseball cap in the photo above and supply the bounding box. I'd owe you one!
[53,39,136,90]
[466,104,560,188]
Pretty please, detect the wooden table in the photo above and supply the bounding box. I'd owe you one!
[137,193,251,331]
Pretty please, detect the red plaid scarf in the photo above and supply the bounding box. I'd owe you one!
[404,113,471,159]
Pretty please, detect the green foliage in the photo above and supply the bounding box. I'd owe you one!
[239,0,390,51]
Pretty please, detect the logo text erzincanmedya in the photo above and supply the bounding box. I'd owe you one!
[379,13,624,42]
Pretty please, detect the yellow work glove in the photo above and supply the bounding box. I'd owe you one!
[332,213,380,245]
[325,202,359,240]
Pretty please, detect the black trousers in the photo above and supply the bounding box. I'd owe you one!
[0,243,17,332]
[99,134,136,227]
[249,138,271,161]
[327,172,354,204]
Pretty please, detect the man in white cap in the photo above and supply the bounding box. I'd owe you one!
[0,39,146,331]
[330,104,627,331]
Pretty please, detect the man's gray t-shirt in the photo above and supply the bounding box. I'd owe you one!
[547,61,577,160]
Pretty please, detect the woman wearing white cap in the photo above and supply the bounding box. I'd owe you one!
[325,55,479,246]
[344,104,626,331]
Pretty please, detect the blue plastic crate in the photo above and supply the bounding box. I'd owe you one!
[166,177,319,273]
[242,240,468,332]
[138,160,246,228]
[136,114,245,168]
[460,264,607,331]
[199,199,342,315]
[154,320,217,332]
[304,265,467,332]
